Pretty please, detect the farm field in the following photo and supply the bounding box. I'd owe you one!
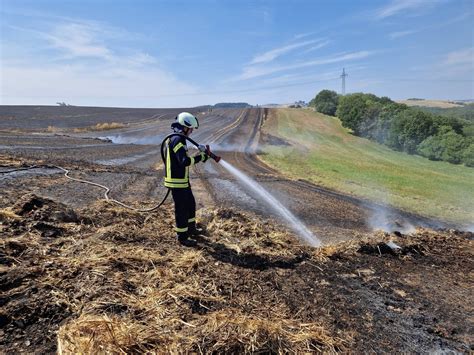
[0,106,473,352]
[397,99,465,108]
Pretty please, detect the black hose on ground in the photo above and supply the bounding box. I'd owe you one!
[1,164,171,212]
[0,133,203,212]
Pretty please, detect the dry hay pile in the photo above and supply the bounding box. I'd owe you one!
[1,194,343,353]
[73,122,127,133]
[1,193,472,353]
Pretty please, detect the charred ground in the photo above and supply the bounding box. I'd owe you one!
[0,155,473,353]
[0,106,473,352]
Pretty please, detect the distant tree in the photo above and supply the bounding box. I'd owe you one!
[336,93,370,131]
[359,102,406,143]
[334,90,472,166]
[310,90,339,116]
[387,110,436,153]
[463,123,474,137]
[355,100,383,138]
[462,143,474,167]
[432,115,464,134]
[378,96,393,105]
[418,126,468,164]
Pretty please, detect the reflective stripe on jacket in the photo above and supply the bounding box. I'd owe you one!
[164,135,206,188]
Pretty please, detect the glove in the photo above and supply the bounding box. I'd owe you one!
[198,145,207,153]
[200,151,209,163]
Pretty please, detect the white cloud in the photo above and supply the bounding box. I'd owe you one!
[387,11,471,40]
[375,0,441,19]
[0,63,198,107]
[250,39,323,64]
[237,51,372,80]
[436,47,474,80]
[252,70,342,90]
[44,22,113,60]
[9,20,147,64]
[0,18,199,107]
[443,47,474,66]
[389,30,417,39]
[294,32,316,39]
[301,40,331,54]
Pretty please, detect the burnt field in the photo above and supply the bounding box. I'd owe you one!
[0,105,201,130]
[0,105,473,352]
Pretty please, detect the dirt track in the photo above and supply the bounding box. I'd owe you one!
[0,106,473,352]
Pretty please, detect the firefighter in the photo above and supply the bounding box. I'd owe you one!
[164,112,208,246]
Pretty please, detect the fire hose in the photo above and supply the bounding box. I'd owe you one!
[0,133,221,212]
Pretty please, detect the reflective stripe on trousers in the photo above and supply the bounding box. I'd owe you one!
[171,187,196,234]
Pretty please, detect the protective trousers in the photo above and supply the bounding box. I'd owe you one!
[171,187,196,235]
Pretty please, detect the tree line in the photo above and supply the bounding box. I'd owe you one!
[309,90,474,167]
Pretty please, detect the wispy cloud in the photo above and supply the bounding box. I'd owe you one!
[250,39,323,64]
[294,32,316,39]
[426,47,474,80]
[443,47,474,66]
[262,9,272,24]
[375,0,441,19]
[45,22,113,60]
[387,11,471,40]
[1,17,197,106]
[9,20,154,66]
[301,40,331,54]
[1,63,197,106]
[389,30,417,39]
[240,64,366,88]
[237,51,373,80]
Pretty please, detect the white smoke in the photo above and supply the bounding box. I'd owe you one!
[368,205,416,234]
[367,187,416,234]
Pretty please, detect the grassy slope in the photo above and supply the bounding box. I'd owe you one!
[260,109,474,225]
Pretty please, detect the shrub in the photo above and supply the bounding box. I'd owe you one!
[309,90,339,116]
[388,110,436,154]
[331,90,471,166]
[336,93,371,131]
[418,126,468,164]
[462,143,474,167]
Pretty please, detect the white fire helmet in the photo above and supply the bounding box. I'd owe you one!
[176,112,199,129]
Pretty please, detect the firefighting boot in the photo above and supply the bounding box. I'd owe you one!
[177,232,197,247]
[188,222,205,237]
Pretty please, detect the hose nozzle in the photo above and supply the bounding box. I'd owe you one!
[206,145,221,163]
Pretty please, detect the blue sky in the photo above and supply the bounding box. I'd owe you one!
[1,0,473,107]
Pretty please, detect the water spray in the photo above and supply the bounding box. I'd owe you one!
[218,160,321,247]
[159,134,319,246]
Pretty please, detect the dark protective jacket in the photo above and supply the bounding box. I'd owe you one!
[164,135,206,188]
